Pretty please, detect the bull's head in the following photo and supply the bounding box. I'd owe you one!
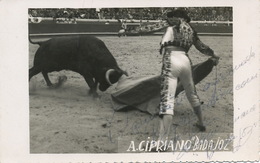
[99,68,128,91]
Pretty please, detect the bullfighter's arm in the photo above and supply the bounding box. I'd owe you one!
[193,31,215,57]
[140,21,168,34]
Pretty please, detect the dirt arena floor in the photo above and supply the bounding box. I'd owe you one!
[29,35,233,153]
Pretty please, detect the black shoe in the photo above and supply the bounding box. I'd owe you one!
[195,123,206,132]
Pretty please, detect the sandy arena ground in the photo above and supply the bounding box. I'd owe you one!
[29,35,233,153]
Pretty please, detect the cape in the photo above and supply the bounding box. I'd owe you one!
[111,57,216,115]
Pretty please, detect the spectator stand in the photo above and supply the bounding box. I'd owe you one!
[28,8,233,37]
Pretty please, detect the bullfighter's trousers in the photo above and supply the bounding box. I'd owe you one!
[159,49,201,115]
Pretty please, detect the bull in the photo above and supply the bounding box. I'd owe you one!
[29,35,128,97]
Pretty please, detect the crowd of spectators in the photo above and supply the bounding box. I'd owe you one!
[28,7,232,22]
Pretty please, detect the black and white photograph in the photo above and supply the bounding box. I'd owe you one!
[28,7,233,154]
[0,0,259,162]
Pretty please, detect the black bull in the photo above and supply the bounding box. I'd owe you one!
[29,35,128,97]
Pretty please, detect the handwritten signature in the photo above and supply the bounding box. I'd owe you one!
[233,46,256,73]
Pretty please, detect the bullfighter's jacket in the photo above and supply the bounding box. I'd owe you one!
[160,19,214,56]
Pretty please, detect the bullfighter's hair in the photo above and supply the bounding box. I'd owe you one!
[167,8,191,23]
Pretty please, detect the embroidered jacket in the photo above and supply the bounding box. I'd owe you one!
[160,19,214,56]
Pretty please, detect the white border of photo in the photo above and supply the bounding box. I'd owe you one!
[0,0,259,162]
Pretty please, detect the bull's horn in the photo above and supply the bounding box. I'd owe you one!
[122,70,129,76]
[105,69,116,86]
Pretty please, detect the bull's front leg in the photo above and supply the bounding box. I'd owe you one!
[83,75,99,98]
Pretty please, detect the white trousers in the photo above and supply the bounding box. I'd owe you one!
[159,50,201,115]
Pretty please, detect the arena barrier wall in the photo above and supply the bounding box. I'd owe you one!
[28,17,233,36]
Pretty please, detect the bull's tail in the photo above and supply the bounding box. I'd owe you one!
[28,36,42,46]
